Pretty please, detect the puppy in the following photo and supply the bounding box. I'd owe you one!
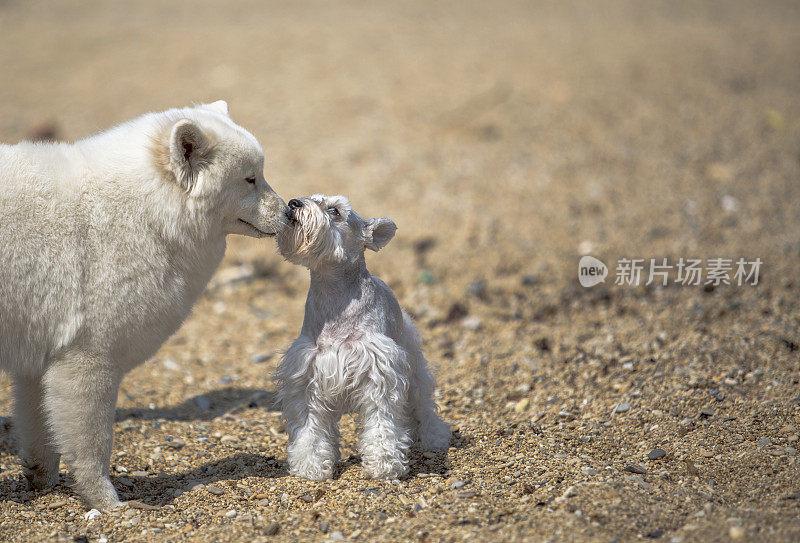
[275,194,451,480]
[0,101,286,508]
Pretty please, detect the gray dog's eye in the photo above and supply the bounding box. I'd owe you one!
[245,176,256,184]
[327,207,340,217]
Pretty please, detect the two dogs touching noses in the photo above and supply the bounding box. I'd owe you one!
[0,103,449,509]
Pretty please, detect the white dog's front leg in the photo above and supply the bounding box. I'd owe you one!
[283,385,340,481]
[42,352,122,510]
[358,388,412,480]
[13,374,61,489]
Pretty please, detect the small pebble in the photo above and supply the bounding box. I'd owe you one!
[251,351,273,363]
[126,500,159,511]
[451,481,466,489]
[225,509,237,519]
[467,279,487,299]
[648,448,667,460]
[514,398,530,412]
[300,489,325,503]
[84,509,101,521]
[757,438,772,447]
[263,522,280,536]
[164,438,186,450]
[461,316,482,331]
[699,408,715,418]
[614,402,631,414]
[161,358,180,371]
[206,484,225,495]
[729,526,745,539]
[624,463,648,475]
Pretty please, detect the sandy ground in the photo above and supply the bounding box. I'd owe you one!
[1,0,799,541]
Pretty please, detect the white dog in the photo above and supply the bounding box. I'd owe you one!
[0,101,286,509]
[275,194,451,481]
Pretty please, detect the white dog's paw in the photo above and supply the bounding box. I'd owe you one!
[74,476,123,511]
[21,457,59,490]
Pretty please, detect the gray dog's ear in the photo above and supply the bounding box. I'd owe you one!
[169,119,214,192]
[365,218,397,251]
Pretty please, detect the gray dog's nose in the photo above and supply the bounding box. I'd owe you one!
[288,199,303,209]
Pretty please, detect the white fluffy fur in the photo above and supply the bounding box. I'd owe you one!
[275,195,451,481]
[0,102,287,509]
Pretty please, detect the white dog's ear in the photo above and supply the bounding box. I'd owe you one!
[169,119,214,192]
[364,218,397,251]
[204,100,229,116]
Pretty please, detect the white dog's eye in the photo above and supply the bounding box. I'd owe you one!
[245,176,256,185]
[327,207,340,218]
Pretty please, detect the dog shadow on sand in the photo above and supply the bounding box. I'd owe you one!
[115,387,279,422]
[114,453,289,506]
[0,446,459,509]
[0,446,456,508]
[0,453,288,508]
[0,388,465,507]
[120,443,458,507]
[114,388,464,503]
